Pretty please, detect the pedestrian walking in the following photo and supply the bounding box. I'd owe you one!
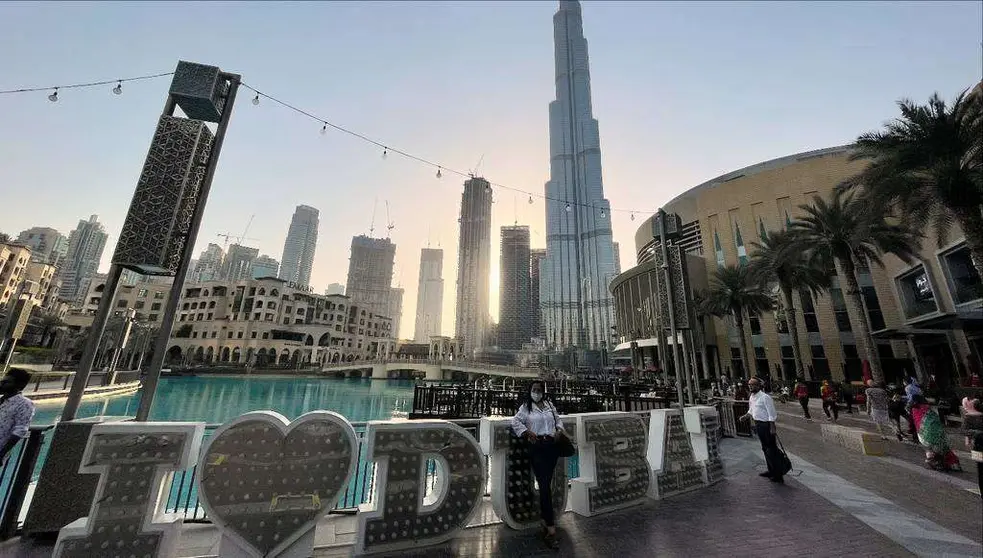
[864,380,892,438]
[740,377,784,483]
[821,379,839,421]
[909,395,962,472]
[0,368,36,464]
[794,378,811,420]
[511,380,564,549]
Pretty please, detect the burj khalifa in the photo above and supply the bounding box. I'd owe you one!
[540,0,618,350]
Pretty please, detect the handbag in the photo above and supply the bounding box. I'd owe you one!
[549,403,576,458]
[775,435,793,476]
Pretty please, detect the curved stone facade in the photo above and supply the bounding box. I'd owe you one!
[616,146,982,384]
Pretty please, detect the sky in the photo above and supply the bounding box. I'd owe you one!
[1,1,981,340]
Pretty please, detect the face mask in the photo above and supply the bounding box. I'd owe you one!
[531,391,543,402]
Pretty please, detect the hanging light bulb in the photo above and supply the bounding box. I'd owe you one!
[565,202,572,212]
[48,88,58,102]
[600,207,606,218]
[631,212,636,221]
[320,123,327,135]
[436,167,443,179]
[382,147,388,159]
[528,195,533,204]
[252,94,260,105]
[112,80,123,95]
[485,184,492,194]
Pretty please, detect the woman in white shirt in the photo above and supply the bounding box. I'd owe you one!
[510,380,564,549]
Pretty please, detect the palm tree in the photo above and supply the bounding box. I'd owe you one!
[841,86,983,275]
[750,229,831,380]
[690,289,715,380]
[703,264,773,378]
[790,191,921,385]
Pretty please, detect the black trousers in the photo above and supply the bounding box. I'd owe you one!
[529,438,560,526]
[755,421,782,478]
[798,397,811,419]
[823,399,839,420]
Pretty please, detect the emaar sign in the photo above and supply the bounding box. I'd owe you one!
[53,407,722,557]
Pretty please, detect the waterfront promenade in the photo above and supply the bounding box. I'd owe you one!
[4,417,980,558]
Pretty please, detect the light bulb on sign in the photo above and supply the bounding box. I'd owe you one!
[112,81,122,95]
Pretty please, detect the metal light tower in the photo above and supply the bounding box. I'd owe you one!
[61,61,241,422]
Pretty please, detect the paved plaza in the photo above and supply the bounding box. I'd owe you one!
[4,404,981,558]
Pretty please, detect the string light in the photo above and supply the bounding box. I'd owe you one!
[0,69,663,218]
[0,71,173,96]
[600,207,606,217]
[485,184,492,194]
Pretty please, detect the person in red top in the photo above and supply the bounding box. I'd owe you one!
[821,379,839,422]
[794,378,811,420]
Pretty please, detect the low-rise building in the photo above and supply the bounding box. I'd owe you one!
[164,277,395,367]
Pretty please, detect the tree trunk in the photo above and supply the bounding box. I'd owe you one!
[732,309,753,379]
[836,257,885,385]
[695,319,713,381]
[953,206,983,279]
[781,287,808,380]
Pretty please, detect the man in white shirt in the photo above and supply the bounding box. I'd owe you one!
[0,368,36,464]
[740,377,783,483]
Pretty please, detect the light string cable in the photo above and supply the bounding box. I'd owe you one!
[0,71,175,99]
[240,81,652,219]
[0,70,653,218]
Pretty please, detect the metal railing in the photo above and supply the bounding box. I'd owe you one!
[410,385,672,419]
[0,426,53,540]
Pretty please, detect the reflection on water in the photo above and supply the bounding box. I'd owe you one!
[32,375,416,426]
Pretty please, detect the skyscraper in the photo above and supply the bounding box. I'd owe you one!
[59,215,108,304]
[529,248,547,340]
[190,243,224,283]
[345,235,396,322]
[251,255,280,279]
[279,205,319,287]
[414,248,444,343]
[388,287,404,339]
[222,244,259,282]
[540,0,618,349]
[16,227,67,266]
[499,226,532,350]
[613,242,622,274]
[455,177,493,354]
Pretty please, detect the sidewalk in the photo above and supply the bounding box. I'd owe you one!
[4,433,980,558]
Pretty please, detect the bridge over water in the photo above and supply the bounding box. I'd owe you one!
[317,359,540,381]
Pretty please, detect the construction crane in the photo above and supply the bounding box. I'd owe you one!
[385,200,395,239]
[369,198,378,237]
[217,232,258,251]
[469,154,485,179]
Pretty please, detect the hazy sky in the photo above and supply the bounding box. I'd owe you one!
[1,1,980,339]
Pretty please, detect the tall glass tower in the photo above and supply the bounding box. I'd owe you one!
[540,0,617,350]
[279,204,319,288]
